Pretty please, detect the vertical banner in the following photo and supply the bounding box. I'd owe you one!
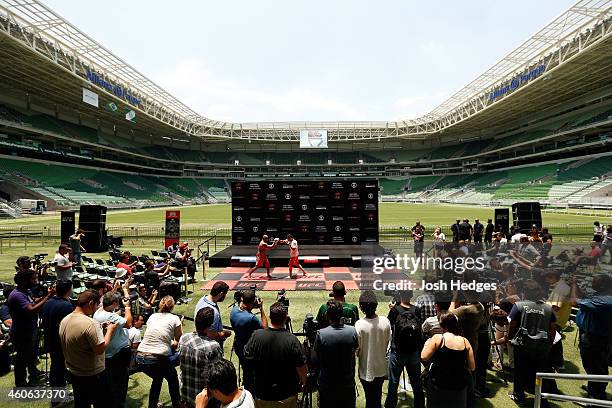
[165,210,181,248]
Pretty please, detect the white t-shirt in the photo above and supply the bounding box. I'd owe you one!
[54,253,73,280]
[290,240,299,258]
[511,233,526,244]
[137,313,181,356]
[433,233,445,247]
[127,327,142,346]
[222,388,255,408]
[354,316,391,382]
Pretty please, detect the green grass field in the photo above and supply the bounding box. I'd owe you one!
[0,202,609,407]
[0,202,610,228]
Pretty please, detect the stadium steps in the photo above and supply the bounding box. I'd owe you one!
[380,178,408,195]
[0,198,21,218]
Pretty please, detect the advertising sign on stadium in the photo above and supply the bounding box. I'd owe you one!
[299,130,328,148]
[86,70,141,107]
[489,65,546,102]
[82,88,99,108]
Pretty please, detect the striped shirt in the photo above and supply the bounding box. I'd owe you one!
[178,332,223,407]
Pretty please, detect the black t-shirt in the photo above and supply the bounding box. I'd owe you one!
[474,223,484,236]
[41,296,74,349]
[458,222,470,239]
[387,304,422,350]
[314,324,358,391]
[485,223,494,237]
[541,233,553,243]
[244,328,306,401]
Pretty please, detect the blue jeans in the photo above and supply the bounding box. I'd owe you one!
[385,349,424,408]
[136,354,180,408]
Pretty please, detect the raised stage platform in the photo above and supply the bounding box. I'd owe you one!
[208,244,386,268]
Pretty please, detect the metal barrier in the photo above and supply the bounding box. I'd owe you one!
[534,372,612,408]
[196,235,218,280]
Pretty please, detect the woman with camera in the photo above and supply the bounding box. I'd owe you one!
[136,295,183,408]
[421,312,475,408]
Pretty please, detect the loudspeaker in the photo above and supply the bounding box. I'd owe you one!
[60,211,75,244]
[79,205,107,252]
[512,202,542,233]
[494,208,510,236]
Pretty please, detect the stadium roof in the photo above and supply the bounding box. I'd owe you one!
[0,0,611,142]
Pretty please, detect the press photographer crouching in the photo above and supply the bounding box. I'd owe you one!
[195,359,255,408]
[230,288,268,392]
[8,263,55,387]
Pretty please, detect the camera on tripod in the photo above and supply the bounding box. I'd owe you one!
[302,313,319,342]
[233,284,262,309]
[277,289,289,308]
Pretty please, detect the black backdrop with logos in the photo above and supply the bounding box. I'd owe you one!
[231,180,379,245]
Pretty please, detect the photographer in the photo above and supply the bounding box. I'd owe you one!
[385,290,424,408]
[179,307,223,408]
[195,359,255,408]
[194,282,232,345]
[8,266,55,387]
[41,279,74,392]
[315,299,359,408]
[54,244,74,281]
[93,280,133,408]
[571,274,612,401]
[59,290,118,407]
[507,280,556,406]
[450,291,485,405]
[244,302,307,407]
[354,291,391,408]
[315,281,359,329]
[230,289,268,391]
[137,295,183,408]
[116,252,137,276]
[144,260,170,291]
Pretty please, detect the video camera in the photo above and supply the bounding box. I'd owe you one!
[233,284,262,309]
[302,313,319,342]
[277,289,289,308]
[383,289,401,304]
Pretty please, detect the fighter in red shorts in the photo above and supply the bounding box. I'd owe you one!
[246,235,278,279]
[279,234,306,279]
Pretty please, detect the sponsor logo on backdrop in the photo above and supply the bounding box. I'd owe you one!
[231,180,378,245]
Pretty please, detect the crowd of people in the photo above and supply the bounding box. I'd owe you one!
[0,220,610,408]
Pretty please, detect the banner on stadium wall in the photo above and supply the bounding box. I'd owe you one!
[82,88,99,108]
[165,210,181,248]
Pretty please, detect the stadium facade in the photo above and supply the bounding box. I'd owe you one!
[0,0,610,214]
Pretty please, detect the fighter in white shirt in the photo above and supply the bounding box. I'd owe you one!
[279,234,307,279]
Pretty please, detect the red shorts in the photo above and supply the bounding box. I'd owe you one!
[288,256,300,267]
[256,255,270,268]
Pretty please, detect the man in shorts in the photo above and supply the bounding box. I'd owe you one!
[280,234,307,279]
[247,235,278,280]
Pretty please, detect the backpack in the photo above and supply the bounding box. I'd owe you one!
[510,301,552,355]
[393,305,422,353]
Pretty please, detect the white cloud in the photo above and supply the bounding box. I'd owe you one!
[153,59,363,122]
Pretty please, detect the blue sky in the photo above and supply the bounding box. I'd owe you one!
[44,0,576,122]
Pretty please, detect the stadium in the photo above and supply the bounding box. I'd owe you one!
[0,0,611,407]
